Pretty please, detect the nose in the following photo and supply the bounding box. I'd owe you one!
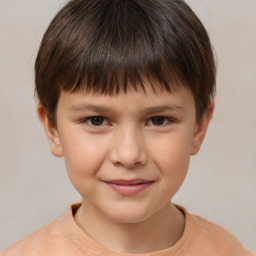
[109,126,148,168]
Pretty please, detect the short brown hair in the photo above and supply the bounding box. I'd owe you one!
[35,0,216,127]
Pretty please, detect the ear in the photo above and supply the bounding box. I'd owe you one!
[37,104,63,157]
[190,101,214,155]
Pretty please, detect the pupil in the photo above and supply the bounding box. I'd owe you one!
[152,117,164,125]
[91,117,104,126]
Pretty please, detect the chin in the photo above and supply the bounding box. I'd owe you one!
[104,205,155,224]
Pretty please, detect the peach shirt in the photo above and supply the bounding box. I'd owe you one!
[1,204,254,256]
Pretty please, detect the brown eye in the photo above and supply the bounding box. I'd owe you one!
[89,117,105,126]
[151,117,166,126]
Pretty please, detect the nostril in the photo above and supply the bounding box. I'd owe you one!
[110,147,148,168]
[115,160,142,169]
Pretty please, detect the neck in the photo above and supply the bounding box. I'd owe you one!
[74,201,185,254]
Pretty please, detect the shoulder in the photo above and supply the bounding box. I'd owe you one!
[1,204,84,256]
[188,212,253,255]
[1,218,70,256]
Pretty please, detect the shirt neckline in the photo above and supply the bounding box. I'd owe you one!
[60,203,195,256]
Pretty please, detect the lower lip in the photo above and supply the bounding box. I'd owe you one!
[105,182,153,196]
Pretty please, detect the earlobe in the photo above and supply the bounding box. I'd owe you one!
[190,101,214,155]
[37,104,63,157]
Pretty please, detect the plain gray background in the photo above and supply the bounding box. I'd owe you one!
[0,0,255,252]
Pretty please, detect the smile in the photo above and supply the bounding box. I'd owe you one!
[103,179,154,196]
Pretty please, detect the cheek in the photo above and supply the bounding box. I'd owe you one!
[149,133,192,183]
[60,134,108,187]
[155,146,190,200]
[158,147,190,182]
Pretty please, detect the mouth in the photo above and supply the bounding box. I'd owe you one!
[103,179,154,196]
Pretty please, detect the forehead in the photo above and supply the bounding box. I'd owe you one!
[58,83,195,114]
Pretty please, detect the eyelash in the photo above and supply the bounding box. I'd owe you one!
[146,116,175,126]
[80,116,176,127]
[81,116,110,127]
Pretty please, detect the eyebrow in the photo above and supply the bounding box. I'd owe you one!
[69,104,185,115]
[142,105,185,115]
[70,104,117,114]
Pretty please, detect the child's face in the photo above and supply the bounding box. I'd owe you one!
[38,82,213,224]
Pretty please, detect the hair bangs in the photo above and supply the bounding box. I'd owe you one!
[62,55,183,96]
[55,0,184,95]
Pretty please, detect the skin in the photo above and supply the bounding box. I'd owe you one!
[38,83,214,254]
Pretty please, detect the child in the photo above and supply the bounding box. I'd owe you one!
[1,0,253,255]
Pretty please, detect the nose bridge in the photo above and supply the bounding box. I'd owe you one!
[110,124,147,168]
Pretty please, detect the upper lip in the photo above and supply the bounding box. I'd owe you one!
[103,179,153,185]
